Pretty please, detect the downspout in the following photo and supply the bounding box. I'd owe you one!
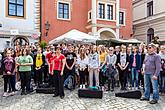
[39,0,42,42]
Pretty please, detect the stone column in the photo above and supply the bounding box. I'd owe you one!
[92,0,97,36]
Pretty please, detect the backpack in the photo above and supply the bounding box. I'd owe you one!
[64,75,74,90]
[106,64,117,78]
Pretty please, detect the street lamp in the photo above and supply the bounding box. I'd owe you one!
[45,21,50,37]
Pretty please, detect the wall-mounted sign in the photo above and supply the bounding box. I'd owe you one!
[31,33,39,39]
[10,29,19,35]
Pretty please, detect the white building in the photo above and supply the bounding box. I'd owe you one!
[0,0,40,52]
[133,0,165,44]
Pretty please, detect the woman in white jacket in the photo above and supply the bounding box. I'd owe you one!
[77,48,89,89]
[88,45,99,88]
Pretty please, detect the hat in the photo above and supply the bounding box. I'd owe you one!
[160,45,165,49]
[148,43,156,48]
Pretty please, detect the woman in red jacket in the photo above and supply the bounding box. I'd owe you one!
[51,46,66,99]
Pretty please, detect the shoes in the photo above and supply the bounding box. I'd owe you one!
[120,87,124,90]
[140,97,149,101]
[80,85,83,89]
[9,92,15,96]
[21,91,27,95]
[106,89,110,91]
[26,91,31,94]
[83,85,86,89]
[60,96,64,99]
[3,92,8,97]
[111,89,114,92]
[123,87,127,90]
[53,94,59,97]
[149,100,158,104]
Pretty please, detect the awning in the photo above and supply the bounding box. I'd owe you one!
[109,38,141,44]
[49,29,99,44]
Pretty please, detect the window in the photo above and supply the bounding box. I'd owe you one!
[88,10,91,21]
[98,3,105,19]
[107,5,113,20]
[119,11,124,25]
[58,2,69,19]
[147,28,154,43]
[8,0,24,17]
[147,1,153,17]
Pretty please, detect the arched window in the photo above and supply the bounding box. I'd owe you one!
[147,28,154,44]
[13,37,28,46]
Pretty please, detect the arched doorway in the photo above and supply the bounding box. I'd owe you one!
[147,28,154,44]
[98,28,116,40]
[12,36,29,46]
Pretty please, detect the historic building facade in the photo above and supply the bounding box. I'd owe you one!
[133,0,165,44]
[0,0,40,52]
[42,0,133,43]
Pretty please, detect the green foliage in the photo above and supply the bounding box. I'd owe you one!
[40,41,47,49]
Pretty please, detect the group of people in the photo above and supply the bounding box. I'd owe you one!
[0,42,165,104]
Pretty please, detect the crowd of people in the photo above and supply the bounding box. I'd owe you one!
[0,42,165,104]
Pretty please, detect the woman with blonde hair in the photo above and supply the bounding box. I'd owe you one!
[88,45,99,88]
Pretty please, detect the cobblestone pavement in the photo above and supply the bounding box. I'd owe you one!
[0,78,165,110]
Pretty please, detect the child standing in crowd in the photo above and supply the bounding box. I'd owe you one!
[102,47,117,91]
[51,46,66,99]
[138,46,146,89]
[43,46,51,83]
[34,47,45,87]
[77,48,88,89]
[117,45,129,90]
[2,49,16,97]
[99,46,107,89]
[64,44,77,88]
[17,49,33,95]
[88,45,99,88]
[129,46,141,90]
[127,46,132,88]
[159,45,165,94]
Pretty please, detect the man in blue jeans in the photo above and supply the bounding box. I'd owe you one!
[140,43,161,104]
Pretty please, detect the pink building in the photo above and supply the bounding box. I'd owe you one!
[42,0,133,43]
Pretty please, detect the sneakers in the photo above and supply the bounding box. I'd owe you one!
[3,92,9,97]
[80,85,86,89]
[140,97,149,101]
[9,92,15,96]
[83,85,86,89]
[80,85,83,89]
[149,100,158,104]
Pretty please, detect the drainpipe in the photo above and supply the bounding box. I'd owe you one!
[116,0,120,39]
[39,0,42,42]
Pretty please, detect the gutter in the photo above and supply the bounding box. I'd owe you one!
[39,0,42,42]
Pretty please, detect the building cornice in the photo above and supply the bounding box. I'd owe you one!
[0,28,40,36]
[133,12,165,26]
[98,0,116,4]
[86,23,116,29]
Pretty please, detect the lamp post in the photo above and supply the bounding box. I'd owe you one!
[45,21,50,37]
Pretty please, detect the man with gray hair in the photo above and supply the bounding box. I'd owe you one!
[140,43,161,104]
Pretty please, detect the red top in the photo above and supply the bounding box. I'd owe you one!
[52,54,65,71]
[46,51,53,63]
